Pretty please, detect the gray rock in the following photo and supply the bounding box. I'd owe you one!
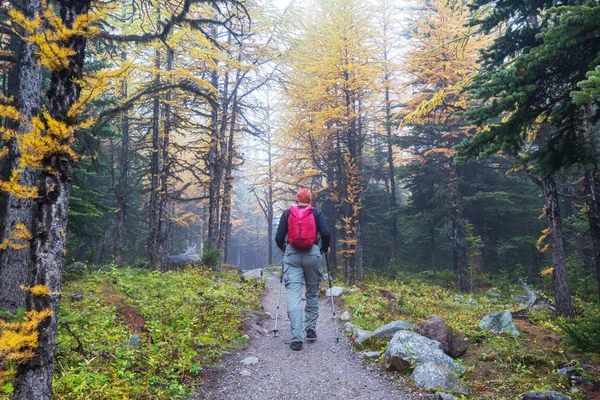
[326,286,345,297]
[215,278,227,285]
[169,247,200,266]
[64,261,87,278]
[467,298,478,306]
[239,369,252,376]
[521,391,572,400]
[487,288,501,298]
[242,268,264,281]
[356,320,413,345]
[479,310,520,337]
[557,366,576,378]
[70,292,83,302]
[349,287,361,293]
[230,282,243,289]
[340,311,351,321]
[344,322,355,333]
[125,334,142,347]
[419,315,470,358]
[241,334,250,341]
[384,330,466,374]
[435,393,459,400]
[240,356,259,366]
[322,273,329,282]
[411,362,468,394]
[363,351,382,358]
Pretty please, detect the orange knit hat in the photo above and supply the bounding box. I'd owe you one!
[296,188,312,204]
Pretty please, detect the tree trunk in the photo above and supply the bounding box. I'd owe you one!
[207,28,222,252]
[0,0,43,314]
[114,51,128,267]
[156,47,173,265]
[541,176,573,316]
[449,165,468,291]
[147,49,161,268]
[13,0,89,397]
[584,166,600,304]
[384,80,397,259]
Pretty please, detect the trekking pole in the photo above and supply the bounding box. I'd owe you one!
[325,254,340,343]
[273,260,284,337]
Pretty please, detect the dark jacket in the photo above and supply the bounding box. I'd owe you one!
[275,206,331,252]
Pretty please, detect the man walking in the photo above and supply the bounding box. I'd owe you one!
[275,188,331,351]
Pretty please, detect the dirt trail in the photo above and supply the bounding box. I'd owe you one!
[193,270,427,400]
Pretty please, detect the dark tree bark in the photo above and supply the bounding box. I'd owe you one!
[156,47,174,264]
[114,51,129,267]
[449,165,468,292]
[207,27,222,253]
[13,0,90,397]
[541,176,573,316]
[147,49,162,268]
[584,166,600,303]
[0,0,42,314]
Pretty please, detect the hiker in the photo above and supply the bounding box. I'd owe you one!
[275,188,331,351]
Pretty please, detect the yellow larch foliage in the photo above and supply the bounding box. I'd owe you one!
[536,227,551,253]
[0,222,34,251]
[9,0,104,72]
[20,285,60,297]
[0,308,53,385]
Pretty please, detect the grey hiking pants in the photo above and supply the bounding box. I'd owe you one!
[283,244,323,343]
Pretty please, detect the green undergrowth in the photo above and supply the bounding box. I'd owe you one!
[342,274,599,399]
[1,266,263,399]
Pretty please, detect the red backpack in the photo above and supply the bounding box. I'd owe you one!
[287,206,317,250]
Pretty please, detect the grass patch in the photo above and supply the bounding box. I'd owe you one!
[1,266,263,399]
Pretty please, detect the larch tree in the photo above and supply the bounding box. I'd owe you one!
[282,0,379,284]
[398,0,487,291]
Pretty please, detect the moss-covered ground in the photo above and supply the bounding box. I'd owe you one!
[1,266,263,399]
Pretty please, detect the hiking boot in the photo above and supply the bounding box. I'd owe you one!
[290,341,303,351]
[306,328,317,341]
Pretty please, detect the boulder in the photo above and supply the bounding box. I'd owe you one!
[435,393,459,400]
[326,286,345,297]
[356,320,413,345]
[556,366,576,378]
[70,292,83,302]
[240,356,259,366]
[521,392,572,400]
[384,330,466,374]
[419,315,470,358]
[168,246,200,266]
[411,362,469,394]
[340,311,351,321]
[479,310,519,337]
[242,268,263,281]
[64,261,87,279]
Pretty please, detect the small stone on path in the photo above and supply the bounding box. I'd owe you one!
[240,356,259,366]
[326,286,345,296]
[239,369,252,376]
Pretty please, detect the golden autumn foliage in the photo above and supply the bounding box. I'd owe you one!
[0,308,53,385]
[9,0,103,72]
[0,223,33,251]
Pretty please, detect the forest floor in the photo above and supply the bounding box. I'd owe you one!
[191,269,429,400]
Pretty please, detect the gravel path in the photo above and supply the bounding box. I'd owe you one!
[192,270,428,400]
